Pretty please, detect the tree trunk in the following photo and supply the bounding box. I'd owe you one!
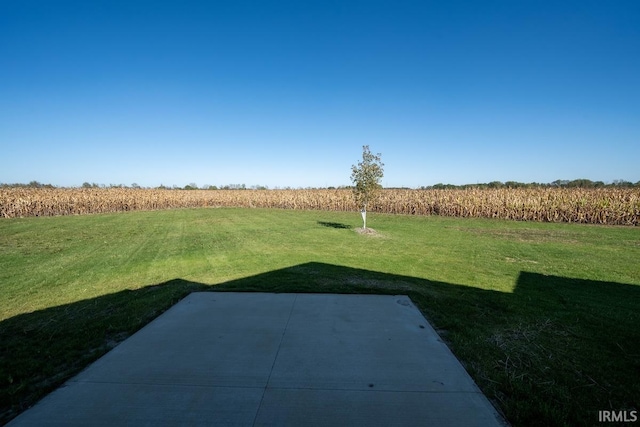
[362,205,367,230]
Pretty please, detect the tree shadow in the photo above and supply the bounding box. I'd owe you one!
[1,263,638,426]
[317,221,351,229]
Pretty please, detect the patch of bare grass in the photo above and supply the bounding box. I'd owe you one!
[354,227,384,237]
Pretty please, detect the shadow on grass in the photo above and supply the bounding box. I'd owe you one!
[1,263,639,426]
[317,221,351,229]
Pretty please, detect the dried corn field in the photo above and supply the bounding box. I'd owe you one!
[1,187,639,225]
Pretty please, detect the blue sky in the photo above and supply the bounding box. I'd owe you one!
[1,1,639,188]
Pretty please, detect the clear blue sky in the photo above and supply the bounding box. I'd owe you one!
[1,1,639,188]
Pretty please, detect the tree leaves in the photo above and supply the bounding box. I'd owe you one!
[351,145,384,211]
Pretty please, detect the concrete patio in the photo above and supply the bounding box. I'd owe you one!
[8,292,506,426]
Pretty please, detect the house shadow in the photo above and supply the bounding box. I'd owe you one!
[1,262,639,426]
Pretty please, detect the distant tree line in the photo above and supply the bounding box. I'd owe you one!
[0,181,356,190]
[2,179,639,190]
[0,181,56,188]
[421,179,640,190]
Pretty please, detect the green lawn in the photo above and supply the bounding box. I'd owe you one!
[1,208,639,426]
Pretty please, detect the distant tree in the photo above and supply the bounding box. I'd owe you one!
[613,179,633,188]
[184,183,199,190]
[350,145,384,230]
[567,179,594,188]
[431,183,457,189]
[505,181,525,188]
[221,184,246,190]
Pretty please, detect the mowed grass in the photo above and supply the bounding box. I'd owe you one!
[1,207,639,426]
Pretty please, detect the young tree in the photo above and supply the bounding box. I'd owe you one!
[351,145,384,230]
